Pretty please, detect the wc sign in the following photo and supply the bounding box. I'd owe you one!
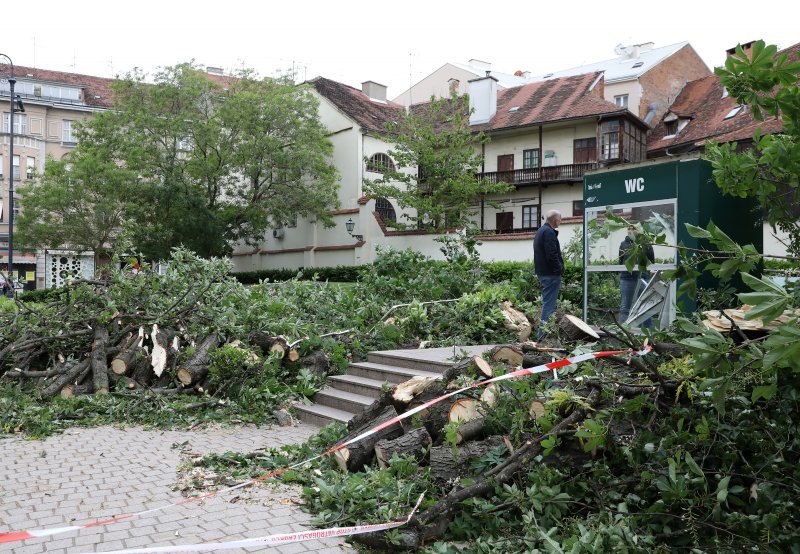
[624,177,645,193]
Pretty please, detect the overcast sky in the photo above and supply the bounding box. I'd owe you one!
[2,0,798,99]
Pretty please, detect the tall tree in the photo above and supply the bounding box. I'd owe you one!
[706,41,800,255]
[363,93,512,230]
[18,63,340,260]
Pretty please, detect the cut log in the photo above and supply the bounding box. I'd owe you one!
[521,341,567,353]
[60,384,92,399]
[111,334,140,375]
[40,359,90,399]
[392,376,439,405]
[131,354,154,386]
[480,384,497,407]
[558,314,600,342]
[91,323,110,395]
[247,331,288,359]
[333,405,404,472]
[176,333,220,386]
[375,427,432,469]
[449,398,481,424]
[455,417,485,444]
[489,345,524,366]
[500,301,532,341]
[474,357,493,378]
[286,348,301,363]
[301,350,330,378]
[421,398,461,444]
[522,353,556,369]
[429,436,506,483]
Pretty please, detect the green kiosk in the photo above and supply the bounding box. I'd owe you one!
[582,155,762,327]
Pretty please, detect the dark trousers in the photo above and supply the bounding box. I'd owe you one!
[538,275,562,339]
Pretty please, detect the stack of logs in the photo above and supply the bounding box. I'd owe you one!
[331,342,565,484]
[3,326,307,400]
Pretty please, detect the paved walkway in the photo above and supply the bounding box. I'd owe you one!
[0,424,351,553]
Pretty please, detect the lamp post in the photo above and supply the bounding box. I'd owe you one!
[1,53,24,297]
[345,217,363,241]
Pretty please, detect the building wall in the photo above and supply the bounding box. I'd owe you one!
[393,64,478,106]
[482,122,597,172]
[604,81,642,116]
[638,44,711,123]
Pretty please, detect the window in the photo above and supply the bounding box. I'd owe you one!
[573,200,584,217]
[573,138,597,163]
[522,205,539,229]
[600,120,620,160]
[0,154,3,177]
[614,94,629,108]
[62,120,76,144]
[366,153,395,173]
[664,120,678,136]
[522,149,540,169]
[12,156,20,181]
[3,113,28,134]
[26,157,35,180]
[375,197,397,223]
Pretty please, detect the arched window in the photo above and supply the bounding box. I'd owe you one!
[366,153,396,174]
[375,197,397,223]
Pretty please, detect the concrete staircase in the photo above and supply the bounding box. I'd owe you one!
[296,345,492,427]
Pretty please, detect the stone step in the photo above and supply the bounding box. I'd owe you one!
[295,403,354,427]
[313,386,375,414]
[346,361,443,384]
[328,374,389,398]
[366,351,451,373]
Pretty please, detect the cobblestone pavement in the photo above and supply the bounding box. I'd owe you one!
[0,424,351,553]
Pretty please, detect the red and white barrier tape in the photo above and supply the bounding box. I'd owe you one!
[73,493,425,553]
[0,346,650,546]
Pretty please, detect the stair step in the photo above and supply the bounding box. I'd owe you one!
[295,403,354,427]
[313,387,375,413]
[366,352,451,373]
[347,361,444,384]
[328,374,390,398]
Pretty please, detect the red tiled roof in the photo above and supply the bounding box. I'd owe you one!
[13,65,115,108]
[309,77,404,134]
[473,72,631,132]
[648,41,800,153]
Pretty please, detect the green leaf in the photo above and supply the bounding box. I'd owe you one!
[685,223,712,239]
[716,476,731,503]
[751,383,777,402]
[684,452,705,479]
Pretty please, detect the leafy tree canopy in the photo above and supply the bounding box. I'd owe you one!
[363,93,512,230]
[706,40,800,255]
[18,63,340,260]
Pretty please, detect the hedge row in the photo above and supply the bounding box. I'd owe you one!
[232,261,584,286]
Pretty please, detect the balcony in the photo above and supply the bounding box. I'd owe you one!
[479,162,598,186]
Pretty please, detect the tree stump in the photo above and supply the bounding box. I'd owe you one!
[375,427,432,469]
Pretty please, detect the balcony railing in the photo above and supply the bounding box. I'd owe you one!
[479,162,598,185]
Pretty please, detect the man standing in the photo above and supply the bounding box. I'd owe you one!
[533,210,564,339]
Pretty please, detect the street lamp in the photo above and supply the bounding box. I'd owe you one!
[1,53,25,298]
[344,217,363,241]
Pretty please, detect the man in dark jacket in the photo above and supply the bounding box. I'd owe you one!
[533,210,564,338]
[619,226,655,324]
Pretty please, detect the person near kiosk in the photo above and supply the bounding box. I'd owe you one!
[533,210,564,339]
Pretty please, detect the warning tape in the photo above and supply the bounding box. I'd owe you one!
[71,494,425,553]
[0,346,650,546]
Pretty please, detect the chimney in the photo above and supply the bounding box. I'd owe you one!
[468,59,492,72]
[726,40,758,59]
[206,66,224,76]
[361,80,387,103]
[468,75,498,125]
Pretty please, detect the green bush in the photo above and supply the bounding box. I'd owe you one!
[19,287,66,303]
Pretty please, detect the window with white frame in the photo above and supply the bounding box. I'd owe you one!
[12,155,20,181]
[522,205,539,229]
[3,113,29,134]
[27,157,35,180]
[614,94,629,108]
[62,120,77,144]
[366,153,396,174]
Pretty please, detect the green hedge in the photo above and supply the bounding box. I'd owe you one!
[19,287,67,303]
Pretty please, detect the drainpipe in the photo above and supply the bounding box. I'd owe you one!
[480,142,485,230]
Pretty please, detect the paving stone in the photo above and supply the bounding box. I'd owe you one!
[0,424,347,553]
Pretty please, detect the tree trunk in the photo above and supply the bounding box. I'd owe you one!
[40,359,90,399]
[333,405,404,472]
[301,350,330,378]
[375,427,432,469]
[91,323,110,395]
[455,417,485,444]
[176,333,219,386]
[429,436,506,483]
[131,354,154,386]
[489,345,524,366]
[150,325,176,377]
[60,384,92,399]
[248,331,288,359]
[522,353,557,369]
[559,314,600,341]
[111,334,140,375]
[448,398,481,424]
